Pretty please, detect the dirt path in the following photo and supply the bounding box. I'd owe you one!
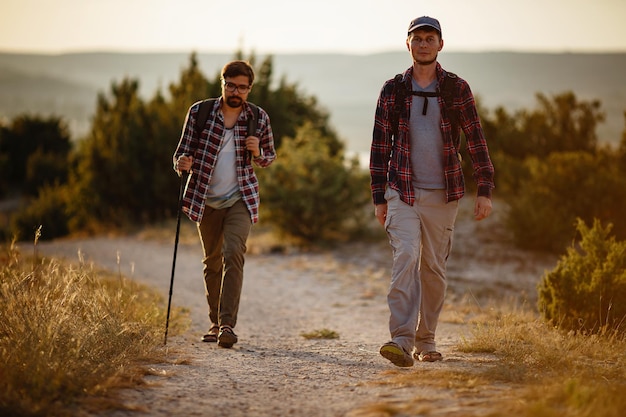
[34,202,555,417]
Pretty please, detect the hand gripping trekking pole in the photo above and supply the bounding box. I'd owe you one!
[164,170,188,345]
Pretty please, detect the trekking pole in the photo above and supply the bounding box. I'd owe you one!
[164,170,188,345]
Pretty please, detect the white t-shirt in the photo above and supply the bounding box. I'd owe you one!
[206,128,240,208]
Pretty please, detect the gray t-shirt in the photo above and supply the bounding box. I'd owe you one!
[409,78,445,190]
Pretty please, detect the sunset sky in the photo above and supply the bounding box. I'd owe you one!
[1,0,625,54]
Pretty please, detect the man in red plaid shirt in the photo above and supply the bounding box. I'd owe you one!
[371,16,494,367]
[174,60,276,348]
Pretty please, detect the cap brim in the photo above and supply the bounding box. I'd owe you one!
[408,24,440,35]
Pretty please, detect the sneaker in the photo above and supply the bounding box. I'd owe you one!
[218,325,238,348]
[379,341,414,367]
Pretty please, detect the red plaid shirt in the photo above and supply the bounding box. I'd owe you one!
[370,63,494,206]
[173,98,276,224]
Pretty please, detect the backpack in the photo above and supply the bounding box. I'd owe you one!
[194,98,260,140]
[391,72,459,145]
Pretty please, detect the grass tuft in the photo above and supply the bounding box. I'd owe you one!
[0,241,187,417]
[300,328,340,340]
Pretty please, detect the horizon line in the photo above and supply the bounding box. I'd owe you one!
[1,47,626,56]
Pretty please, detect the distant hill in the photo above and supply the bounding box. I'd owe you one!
[1,51,624,154]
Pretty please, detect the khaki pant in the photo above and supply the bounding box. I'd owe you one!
[384,187,458,354]
[197,199,251,328]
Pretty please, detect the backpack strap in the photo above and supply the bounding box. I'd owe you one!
[194,98,216,140]
[391,74,406,139]
[410,91,438,115]
[245,103,260,162]
[195,99,260,162]
[246,102,259,137]
[440,72,459,126]
[440,71,457,109]
[195,99,260,139]
[391,72,460,146]
[440,72,460,148]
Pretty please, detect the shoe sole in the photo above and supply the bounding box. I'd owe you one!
[218,333,238,349]
[380,344,414,367]
[201,334,218,343]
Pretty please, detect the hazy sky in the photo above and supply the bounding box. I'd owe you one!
[1,0,625,54]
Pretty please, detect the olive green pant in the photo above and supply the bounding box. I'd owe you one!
[197,199,251,329]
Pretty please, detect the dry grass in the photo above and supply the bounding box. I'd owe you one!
[459,304,626,416]
[0,240,188,417]
[359,299,626,417]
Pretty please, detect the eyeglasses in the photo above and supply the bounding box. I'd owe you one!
[222,80,251,94]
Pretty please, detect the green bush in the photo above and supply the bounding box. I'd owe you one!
[0,115,72,197]
[538,218,626,335]
[24,148,69,196]
[259,122,370,244]
[506,150,626,252]
[487,150,529,198]
[10,184,70,241]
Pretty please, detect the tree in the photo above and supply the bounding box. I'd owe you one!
[0,115,71,196]
[484,91,605,162]
[618,111,626,169]
[507,150,626,252]
[167,52,212,123]
[69,78,153,230]
[529,92,604,155]
[8,51,368,240]
[60,51,348,236]
[253,55,349,154]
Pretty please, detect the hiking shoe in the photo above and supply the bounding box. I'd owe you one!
[379,341,414,367]
[218,325,238,348]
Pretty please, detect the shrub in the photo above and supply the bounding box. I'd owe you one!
[24,148,69,196]
[538,218,626,335]
[487,151,529,198]
[259,122,370,244]
[507,150,626,252]
[10,184,70,241]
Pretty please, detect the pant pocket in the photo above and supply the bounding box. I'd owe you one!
[441,226,455,261]
[383,188,399,230]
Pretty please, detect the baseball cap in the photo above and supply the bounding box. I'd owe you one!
[407,16,442,36]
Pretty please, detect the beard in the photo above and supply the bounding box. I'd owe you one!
[414,52,438,66]
[226,96,243,108]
